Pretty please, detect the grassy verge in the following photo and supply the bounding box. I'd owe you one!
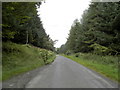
[2,42,56,81]
[63,53,119,83]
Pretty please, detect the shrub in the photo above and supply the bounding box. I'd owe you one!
[75,53,79,57]
[66,50,73,55]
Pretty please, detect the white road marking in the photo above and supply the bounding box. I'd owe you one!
[9,83,15,87]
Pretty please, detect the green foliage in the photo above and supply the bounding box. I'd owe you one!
[60,2,120,56]
[2,42,56,80]
[2,2,56,81]
[2,2,55,51]
[57,44,67,54]
[60,3,120,82]
[90,43,113,55]
[65,50,73,55]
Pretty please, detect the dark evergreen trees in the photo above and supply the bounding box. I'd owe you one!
[2,2,55,51]
[62,2,120,55]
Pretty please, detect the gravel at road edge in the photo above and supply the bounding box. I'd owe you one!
[2,64,51,88]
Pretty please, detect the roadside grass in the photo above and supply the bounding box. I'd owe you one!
[2,42,56,81]
[63,53,119,83]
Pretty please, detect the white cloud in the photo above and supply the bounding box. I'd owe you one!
[38,0,91,48]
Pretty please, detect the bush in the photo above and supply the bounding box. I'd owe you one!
[75,53,79,57]
[66,50,73,55]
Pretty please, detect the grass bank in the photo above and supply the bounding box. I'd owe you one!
[63,53,119,83]
[2,42,56,81]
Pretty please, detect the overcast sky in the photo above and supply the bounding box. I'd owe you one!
[37,0,91,48]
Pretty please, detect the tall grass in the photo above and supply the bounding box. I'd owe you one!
[64,53,119,83]
[2,42,56,81]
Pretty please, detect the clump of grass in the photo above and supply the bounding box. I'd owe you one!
[2,42,56,81]
[64,53,119,83]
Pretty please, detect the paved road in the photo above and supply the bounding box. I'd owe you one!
[26,55,118,88]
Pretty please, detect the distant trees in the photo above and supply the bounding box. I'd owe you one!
[60,2,120,55]
[57,44,67,54]
[2,2,55,51]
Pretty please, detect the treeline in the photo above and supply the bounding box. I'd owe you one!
[58,2,120,55]
[2,2,55,51]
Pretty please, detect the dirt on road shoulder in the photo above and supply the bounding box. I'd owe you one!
[2,64,51,88]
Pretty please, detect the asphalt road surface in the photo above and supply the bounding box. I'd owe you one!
[26,55,118,88]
